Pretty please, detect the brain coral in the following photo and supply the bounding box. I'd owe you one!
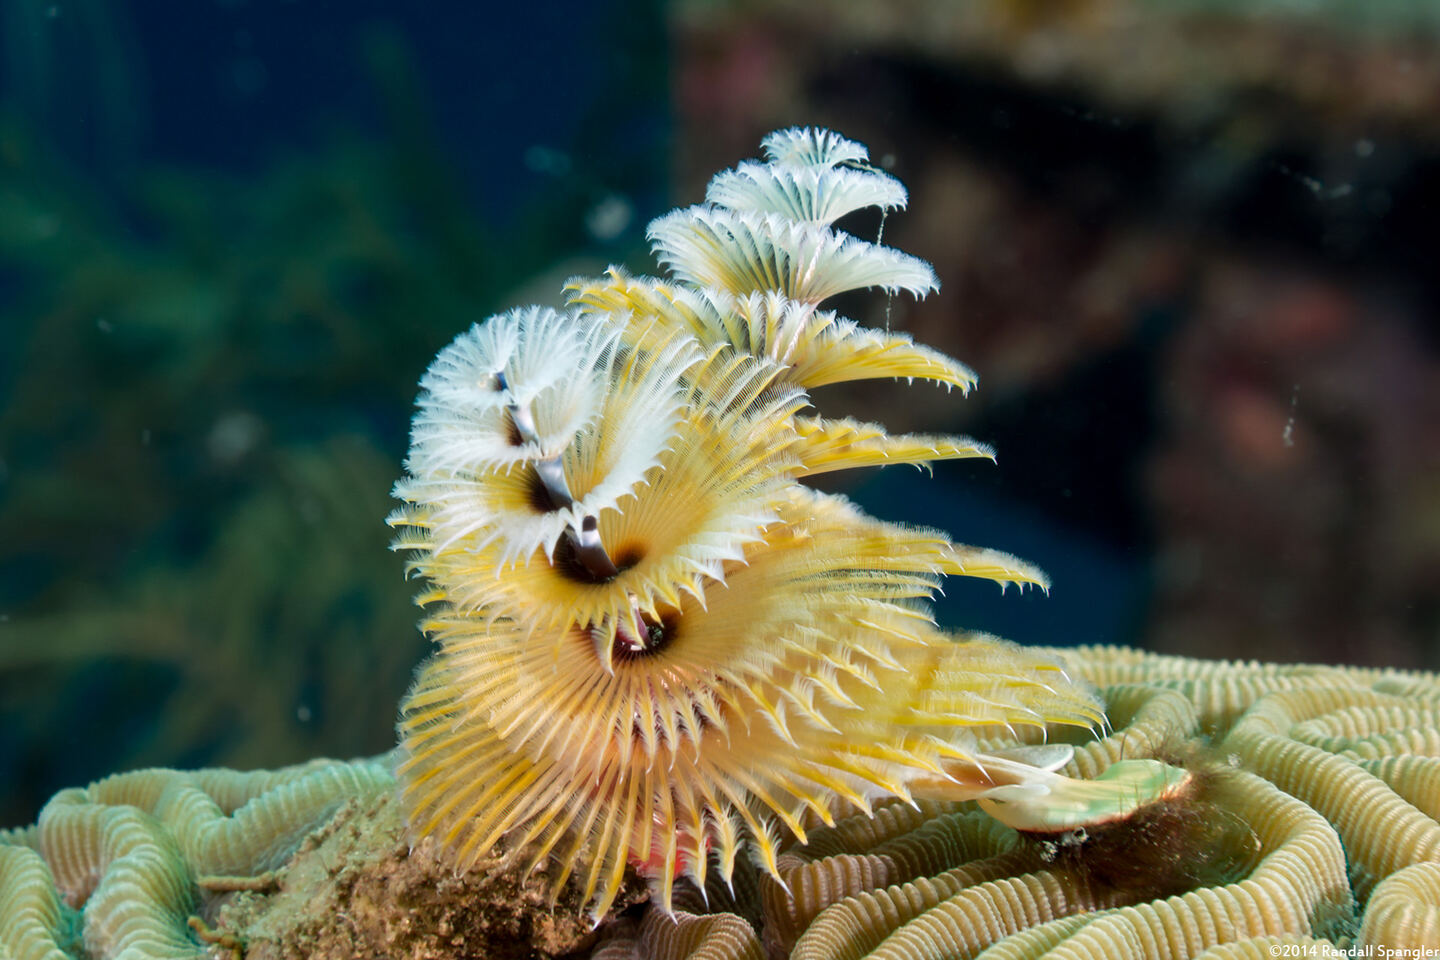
[0,758,391,960]
[6,649,1440,957]
[570,653,1440,958]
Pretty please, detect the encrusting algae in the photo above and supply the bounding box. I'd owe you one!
[388,127,1186,922]
[7,129,1440,959]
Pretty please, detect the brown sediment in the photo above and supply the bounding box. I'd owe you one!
[213,791,647,960]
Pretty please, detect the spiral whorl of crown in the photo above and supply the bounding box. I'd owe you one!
[391,129,1107,923]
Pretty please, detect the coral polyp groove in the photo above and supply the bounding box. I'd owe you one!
[388,127,1183,925]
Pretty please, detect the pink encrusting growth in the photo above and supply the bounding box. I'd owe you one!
[389,127,1188,923]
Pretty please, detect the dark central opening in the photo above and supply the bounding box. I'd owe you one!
[612,540,646,570]
[552,534,645,584]
[615,608,679,662]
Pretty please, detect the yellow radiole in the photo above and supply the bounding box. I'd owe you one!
[389,127,1187,922]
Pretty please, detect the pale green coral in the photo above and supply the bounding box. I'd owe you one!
[624,647,1440,958]
[0,844,72,960]
[8,651,1440,958]
[1,758,389,960]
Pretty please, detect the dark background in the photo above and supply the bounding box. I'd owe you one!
[2,0,1436,827]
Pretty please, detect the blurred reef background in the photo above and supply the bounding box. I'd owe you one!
[1,0,1437,830]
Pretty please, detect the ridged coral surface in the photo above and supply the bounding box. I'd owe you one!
[0,758,390,960]
[597,648,1440,959]
[5,649,1440,957]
